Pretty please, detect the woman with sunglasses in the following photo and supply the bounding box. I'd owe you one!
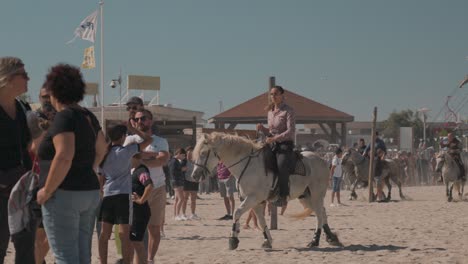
[256,85,296,207]
[0,57,35,263]
[36,64,108,263]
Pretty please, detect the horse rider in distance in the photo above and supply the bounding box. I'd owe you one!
[436,133,466,182]
[363,131,387,201]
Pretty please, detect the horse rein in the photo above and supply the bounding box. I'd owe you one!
[195,142,262,192]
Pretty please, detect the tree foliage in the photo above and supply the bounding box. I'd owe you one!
[381,109,426,145]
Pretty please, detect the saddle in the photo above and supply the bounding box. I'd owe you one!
[262,146,306,201]
[261,146,306,177]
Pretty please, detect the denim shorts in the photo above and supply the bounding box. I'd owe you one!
[332,177,342,192]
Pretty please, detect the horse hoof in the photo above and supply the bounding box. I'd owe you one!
[448,197,453,202]
[261,240,272,249]
[326,235,343,247]
[307,240,319,248]
[229,237,239,250]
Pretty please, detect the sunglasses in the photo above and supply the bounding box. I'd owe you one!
[132,116,148,122]
[13,72,29,80]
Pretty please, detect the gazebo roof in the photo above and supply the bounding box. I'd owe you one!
[209,90,354,124]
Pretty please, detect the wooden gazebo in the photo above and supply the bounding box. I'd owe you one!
[208,90,354,144]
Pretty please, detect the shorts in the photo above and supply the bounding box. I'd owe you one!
[218,176,237,198]
[183,181,199,192]
[172,179,185,188]
[130,203,151,241]
[332,177,342,192]
[147,186,166,226]
[99,194,132,225]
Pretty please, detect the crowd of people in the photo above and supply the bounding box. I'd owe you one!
[1,56,464,263]
[0,56,260,264]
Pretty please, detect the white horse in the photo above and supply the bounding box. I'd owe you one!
[436,152,466,202]
[341,148,405,201]
[191,133,342,249]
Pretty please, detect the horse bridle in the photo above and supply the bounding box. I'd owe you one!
[194,142,261,181]
[194,148,218,176]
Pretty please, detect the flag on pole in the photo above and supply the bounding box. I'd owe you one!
[67,10,98,44]
[459,75,468,88]
[81,46,96,69]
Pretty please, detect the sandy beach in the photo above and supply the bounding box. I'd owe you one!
[5,185,468,264]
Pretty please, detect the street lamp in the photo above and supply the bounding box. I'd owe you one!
[110,67,123,120]
[418,107,430,146]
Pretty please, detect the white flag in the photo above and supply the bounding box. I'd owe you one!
[67,10,98,44]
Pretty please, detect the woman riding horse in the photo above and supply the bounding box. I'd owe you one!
[256,85,296,207]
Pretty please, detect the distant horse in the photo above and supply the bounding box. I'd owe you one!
[436,152,466,202]
[341,148,405,201]
[341,155,360,191]
[191,133,342,249]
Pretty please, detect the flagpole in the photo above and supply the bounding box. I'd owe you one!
[99,0,105,127]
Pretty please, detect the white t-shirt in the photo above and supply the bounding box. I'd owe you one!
[124,134,169,188]
[332,156,342,178]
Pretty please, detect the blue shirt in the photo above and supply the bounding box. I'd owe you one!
[364,137,387,157]
[101,144,140,197]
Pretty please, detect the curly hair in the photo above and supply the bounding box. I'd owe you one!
[43,64,85,105]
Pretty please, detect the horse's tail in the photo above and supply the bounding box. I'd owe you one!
[289,208,314,220]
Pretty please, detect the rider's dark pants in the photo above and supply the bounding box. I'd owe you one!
[452,154,466,180]
[274,141,294,198]
[375,158,383,177]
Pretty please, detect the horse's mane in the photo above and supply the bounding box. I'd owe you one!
[193,132,263,160]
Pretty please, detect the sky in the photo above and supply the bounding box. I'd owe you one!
[2,0,468,124]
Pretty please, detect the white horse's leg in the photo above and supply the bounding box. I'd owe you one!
[391,173,405,200]
[349,179,358,200]
[445,180,449,197]
[252,202,273,249]
[301,192,342,248]
[448,182,454,202]
[228,196,258,250]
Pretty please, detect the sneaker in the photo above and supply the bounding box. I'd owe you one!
[180,214,188,221]
[171,196,175,200]
[218,214,231,220]
[330,203,336,207]
[160,230,166,238]
[190,214,201,220]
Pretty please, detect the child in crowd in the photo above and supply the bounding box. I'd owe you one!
[130,155,153,264]
[182,146,201,220]
[98,124,152,264]
[330,148,343,207]
[169,148,188,220]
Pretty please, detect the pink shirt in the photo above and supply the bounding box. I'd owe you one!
[217,162,231,180]
[267,103,296,142]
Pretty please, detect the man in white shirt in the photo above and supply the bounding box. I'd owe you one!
[124,109,169,263]
[329,148,343,207]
